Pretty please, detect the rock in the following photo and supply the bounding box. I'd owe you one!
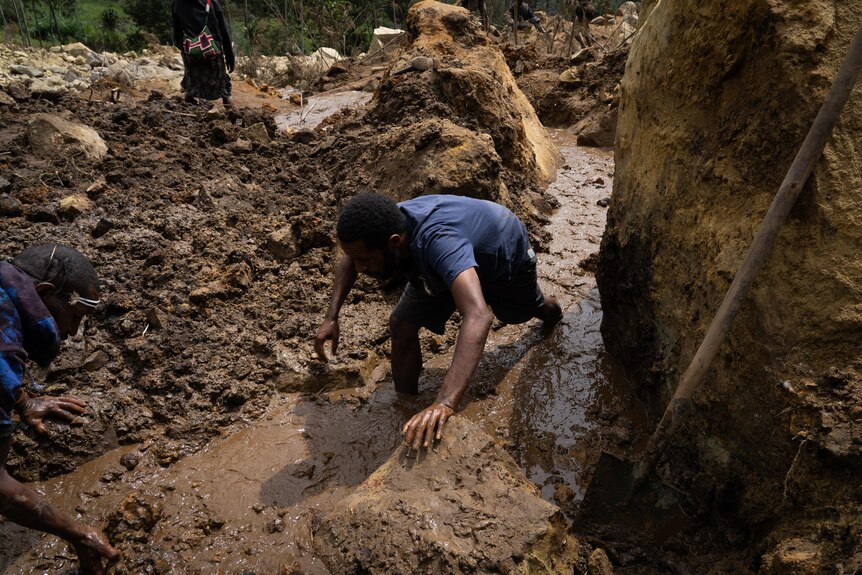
[559,66,583,85]
[10,65,43,78]
[326,61,350,76]
[571,49,594,64]
[92,218,114,238]
[0,178,10,193]
[761,538,823,575]
[82,350,109,372]
[225,138,253,154]
[588,549,615,575]
[0,195,23,217]
[369,26,405,55]
[574,107,618,148]
[25,205,59,224]
[265,226,299,261]
[27,113,108,161]
[616,1,638,17]
[119,451,140,471]
[105,492,162,543]
[0,92,15,106]
[314,417,577,574]
[63,42,94,58]
[58,194,93,219]
[145,307,169,330]
[241,122,271,147]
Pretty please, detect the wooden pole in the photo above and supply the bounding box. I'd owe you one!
[630,19,862,495]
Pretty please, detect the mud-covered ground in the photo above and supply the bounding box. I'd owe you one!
[0,10,756,574]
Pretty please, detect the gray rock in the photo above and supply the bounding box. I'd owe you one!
[28,113,108,161]
[241,122,271,147]
[0,177,11,192]
[11,65,44,78]
[82,350,110,372]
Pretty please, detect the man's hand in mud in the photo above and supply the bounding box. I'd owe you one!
[314,319,340,361]
[17,396,87,435]
[402,402,455,450]
[73,526,121,575]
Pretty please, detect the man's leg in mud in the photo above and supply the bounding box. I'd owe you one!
[390,314,422,395]
[536,293,563,326]
[0,437,120,574]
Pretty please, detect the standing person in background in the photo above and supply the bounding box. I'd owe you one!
[506,2,548,34]
[172,0,236,109]
[0,245,120,575]
[454,0,489,31]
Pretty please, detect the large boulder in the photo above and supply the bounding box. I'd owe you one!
[322,0,558,221]
[314,416,577,574]
[597,0,862,567]
[27,113,108,161]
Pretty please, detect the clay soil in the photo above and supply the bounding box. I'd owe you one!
[0,9,807,575]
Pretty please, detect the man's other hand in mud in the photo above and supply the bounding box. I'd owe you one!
[16,393,87,435]
[314,318,340,361]
[402,402,455,449]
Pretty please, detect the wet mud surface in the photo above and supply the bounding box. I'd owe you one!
[0,104,629,571]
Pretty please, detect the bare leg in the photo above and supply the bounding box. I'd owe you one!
[0,438,120,574]
[390,314,422,395]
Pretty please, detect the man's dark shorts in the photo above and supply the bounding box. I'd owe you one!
[392,251,544,334]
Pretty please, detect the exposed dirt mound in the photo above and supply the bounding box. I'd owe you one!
[598,0,862,571]
[314,416,577,574]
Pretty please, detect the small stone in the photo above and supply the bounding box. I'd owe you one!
[241,122,271,147]
[265,226,299,261]
[92,218,114,238]
[11,65,44,78]
[0,92,15,106]
[0,195,23,217]
[86,176,108,198]
[225,138,253,154]
[82,350,109,372]
[0,178,11,193]
[146,307,168,330]
[119,452,140,470]
[596,197,610,207]
[25,205,59,224]
[58,194,93,219]
[265,518,285,533]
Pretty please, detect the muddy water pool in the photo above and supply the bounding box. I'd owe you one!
[0,129,648,573]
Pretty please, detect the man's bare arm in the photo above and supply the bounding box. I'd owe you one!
[402,268,492,448]
[314,254,358,360]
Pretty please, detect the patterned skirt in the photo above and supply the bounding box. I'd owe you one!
[181,53,232,101]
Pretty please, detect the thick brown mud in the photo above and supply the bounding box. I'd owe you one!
[0,125,632,573]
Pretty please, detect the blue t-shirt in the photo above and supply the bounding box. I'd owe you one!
[398,195,533,295]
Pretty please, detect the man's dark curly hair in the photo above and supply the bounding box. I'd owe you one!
[337,193,406,249]
[11,244,99,293]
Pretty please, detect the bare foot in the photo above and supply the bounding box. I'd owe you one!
[73,527,121,575]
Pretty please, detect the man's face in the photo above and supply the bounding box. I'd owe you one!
[39,285,98,341]
[341,239,399,280]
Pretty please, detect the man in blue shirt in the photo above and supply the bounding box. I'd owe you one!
[0,245,120,575]
[315,193,562,450]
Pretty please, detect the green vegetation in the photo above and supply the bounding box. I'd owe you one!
[0,0,631,56]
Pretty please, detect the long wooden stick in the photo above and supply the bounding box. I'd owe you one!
[631,19,862,489]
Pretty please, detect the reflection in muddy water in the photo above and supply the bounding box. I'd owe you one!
[511,289,645,508]
[509,131,647,518]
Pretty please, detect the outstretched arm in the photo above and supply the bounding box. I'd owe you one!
[314,254,358,360]
[402,267,492,448]
[0,437,120,574]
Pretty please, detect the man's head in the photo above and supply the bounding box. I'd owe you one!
[11,245,100,340]
[336,193,407,279]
